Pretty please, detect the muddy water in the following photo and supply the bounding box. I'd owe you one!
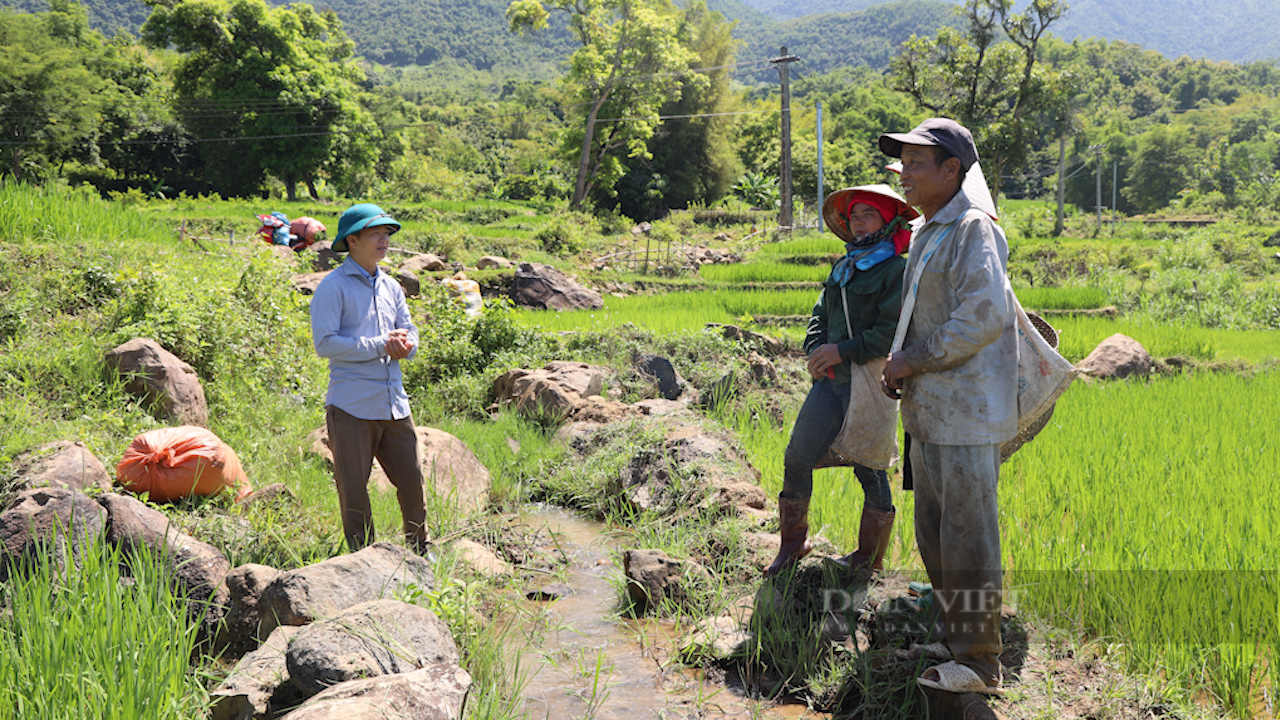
[511,506,822,720]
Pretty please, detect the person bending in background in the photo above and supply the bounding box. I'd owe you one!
[310,203,428,554]
[763,185,917,577]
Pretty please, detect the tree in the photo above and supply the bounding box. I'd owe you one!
[0,3,107,179]
[890,0,1069,206]
[620,1,741,218]
[142,0,380,199]
[507,0,701,210]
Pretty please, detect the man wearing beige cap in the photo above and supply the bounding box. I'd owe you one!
[879,118,1017,696]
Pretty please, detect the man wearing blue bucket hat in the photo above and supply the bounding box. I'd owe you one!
[311,203,428,554]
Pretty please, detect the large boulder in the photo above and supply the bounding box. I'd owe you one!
[392,269,421,297]
[309,241,342,272]
[1080,333,1152,380]
[307,426,490,512]
[9,441,112,493]
[217,563,282,656]
[0,488,107,583]
[280,664,471,720]
[209,625,306,720]
[104,338,209,426]
[257,543,436,637]
[285,599,460,698]
[489,362,627,424]
[476,255,513,270]
[98,492,232,634]
[511,262,602,311]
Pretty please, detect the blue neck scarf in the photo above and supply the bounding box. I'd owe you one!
[830,219,904,286]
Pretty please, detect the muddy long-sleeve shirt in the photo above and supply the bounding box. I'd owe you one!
[898,189,1018,446]
[311,256,418,421]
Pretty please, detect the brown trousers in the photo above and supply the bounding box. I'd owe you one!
[326,405,428,553]
[911,440,1003,685]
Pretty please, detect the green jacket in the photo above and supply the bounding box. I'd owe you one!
[803,255,906,385]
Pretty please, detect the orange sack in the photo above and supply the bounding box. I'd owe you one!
[117,426,252,503]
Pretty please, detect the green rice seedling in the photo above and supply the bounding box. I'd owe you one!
[1045,316,1280,363]
[0,536,208,719]
[1013,286,1110,311]
[513,289,821,336]
[752,236,845,258]
[1002,371,1280,715]
[699,262,828,284]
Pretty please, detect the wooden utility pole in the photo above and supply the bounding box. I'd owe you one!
[771,47,799,231]
[1090,143,1106,231]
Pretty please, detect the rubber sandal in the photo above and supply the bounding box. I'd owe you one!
[916,660,1004,696]
[894,642,952,661]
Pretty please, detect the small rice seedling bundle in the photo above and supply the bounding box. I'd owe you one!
[698,261,828,283]
[513,289,821,334]
[1013,286,1110,311]
[1003,371,1278,715]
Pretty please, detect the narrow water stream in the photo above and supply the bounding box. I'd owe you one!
[511,506,822,720]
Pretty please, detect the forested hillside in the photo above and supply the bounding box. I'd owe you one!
[737,0,959,75]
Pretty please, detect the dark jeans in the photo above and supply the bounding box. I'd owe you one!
[782,378,893,512]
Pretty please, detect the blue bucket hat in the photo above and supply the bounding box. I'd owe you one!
[333,203,400,253]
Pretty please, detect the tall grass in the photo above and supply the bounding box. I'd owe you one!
[0,538,208,719]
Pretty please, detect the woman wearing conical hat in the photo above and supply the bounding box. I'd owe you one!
[764,184,917,577]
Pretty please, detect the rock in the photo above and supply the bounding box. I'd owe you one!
[209,625,305,720]
[307,426,491,512]
[270,245,297,263]
[611,421,759,516]
[705,323,786,356]
[218,563,282,657]
[103,338,209,426]
[1079,333,1152,380]
[571,395,630,424]
[400,253,447,274]
[257,542,436,637]
[292,271,330,295]
[98,492,232,635]
[489,362,614,424]
[526,582,575,601]
[622,549,711,615]
[636,354,685,400]
[279,664,471,720]
[309,241,341,272]
[451,538,511,578]
[631,222,652,235]
[0,488,107,583]
[511,263,602,311]
[392,269,421,297]
[552,421,606,453]
[746,351,777,386]
[285,599,460,698]
[630,398,690,416]
[416,427,490,512]
[234,483,297,510]
[680,615,751,663]
[9,441,112,494]
[476,255,513,270]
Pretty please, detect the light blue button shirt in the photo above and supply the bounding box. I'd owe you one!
[310,256,418,420]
